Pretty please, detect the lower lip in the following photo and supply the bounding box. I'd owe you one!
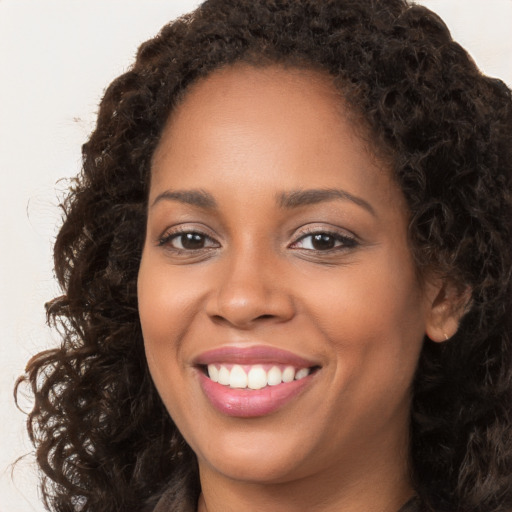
[198,371,315,418]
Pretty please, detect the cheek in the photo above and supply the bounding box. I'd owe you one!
[310,261,423,337]
[138,254,202,343]
[137,256,189,381]
[137,258,196,422]
[305,251,427,396]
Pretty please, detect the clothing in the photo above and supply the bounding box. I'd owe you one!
[152,492,420,512]
[398,496,421,512]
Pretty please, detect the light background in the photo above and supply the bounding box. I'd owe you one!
[1,1,511,510]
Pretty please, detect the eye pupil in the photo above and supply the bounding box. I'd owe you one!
[312,234,335,250]
[181,233,205,249]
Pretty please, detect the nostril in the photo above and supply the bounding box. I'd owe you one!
[256,314,276,321]
[209,314,229,326]
[209,313,276,327]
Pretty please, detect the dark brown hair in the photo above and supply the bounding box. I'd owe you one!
[18,1,512,511]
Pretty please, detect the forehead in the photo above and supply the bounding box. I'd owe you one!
[175,64,345,122]
[152,64,351,162]
[150,63,399,211]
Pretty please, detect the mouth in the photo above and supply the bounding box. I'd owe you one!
[200,363,320,390]
[194,345,321,417]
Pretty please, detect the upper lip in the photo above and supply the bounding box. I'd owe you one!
[193,345,320,368]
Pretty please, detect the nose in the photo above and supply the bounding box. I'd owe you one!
[205,249,295,329]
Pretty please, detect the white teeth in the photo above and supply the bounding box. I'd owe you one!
[295,368,310,380]
[247,366,267,390]
[218,366,230,386]
[229,365,248,388]
[267,366,282,386]
[282,366,295,383]
[207,364,219,382]
[207,364,312,389]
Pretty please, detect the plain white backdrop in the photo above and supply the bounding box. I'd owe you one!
[1,1,511,510]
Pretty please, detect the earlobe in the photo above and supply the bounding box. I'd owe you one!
[424,279,472,343]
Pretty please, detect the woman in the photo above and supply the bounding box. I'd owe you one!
[19,0,512,511]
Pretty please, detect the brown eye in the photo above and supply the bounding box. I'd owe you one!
[159,231,219,251]
[291,231,358,252]
[178,233,207,250]
[311,234,336,250]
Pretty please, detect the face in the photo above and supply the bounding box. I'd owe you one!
[138,65,440,489]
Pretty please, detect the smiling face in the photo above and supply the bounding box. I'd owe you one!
[138,64,441,504]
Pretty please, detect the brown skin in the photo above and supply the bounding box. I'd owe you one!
[138,65,458,512]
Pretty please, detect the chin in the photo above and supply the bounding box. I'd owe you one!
[192,427,317,484]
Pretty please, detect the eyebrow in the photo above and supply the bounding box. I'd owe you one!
[277,188,376,216]
[151,189,217,209]
[150,187,375,216]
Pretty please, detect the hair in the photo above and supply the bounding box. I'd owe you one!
[17,1,512,511]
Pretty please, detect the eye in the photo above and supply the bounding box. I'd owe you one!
[291,231,357,251]
[159,230,219,251]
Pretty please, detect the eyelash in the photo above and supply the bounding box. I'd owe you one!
[158,226,358,255]
[289,229,358,252]
[157,227,218,251]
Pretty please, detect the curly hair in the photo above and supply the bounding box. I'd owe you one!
[17,0,512,511]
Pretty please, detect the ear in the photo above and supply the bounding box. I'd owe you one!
[424,277,472,343]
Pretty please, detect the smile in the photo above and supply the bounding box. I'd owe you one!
[207,363,311,390]
[194,346,320,417]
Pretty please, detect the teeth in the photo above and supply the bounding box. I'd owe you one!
[267,366,282,386]
[206,364,311,389]
[295,368,310,380]
[208,364,219,383]
[229,365,247,388]
[282,366,295,383]
[218,366,230,386]
[247,366,267,390]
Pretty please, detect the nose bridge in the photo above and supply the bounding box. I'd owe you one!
[207,238,294,328]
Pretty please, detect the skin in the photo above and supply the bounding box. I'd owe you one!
[138,64,456,512]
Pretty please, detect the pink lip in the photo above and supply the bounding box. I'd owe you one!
[198,371,315,417]
[194,345,320,418]
[194,345,318,367]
